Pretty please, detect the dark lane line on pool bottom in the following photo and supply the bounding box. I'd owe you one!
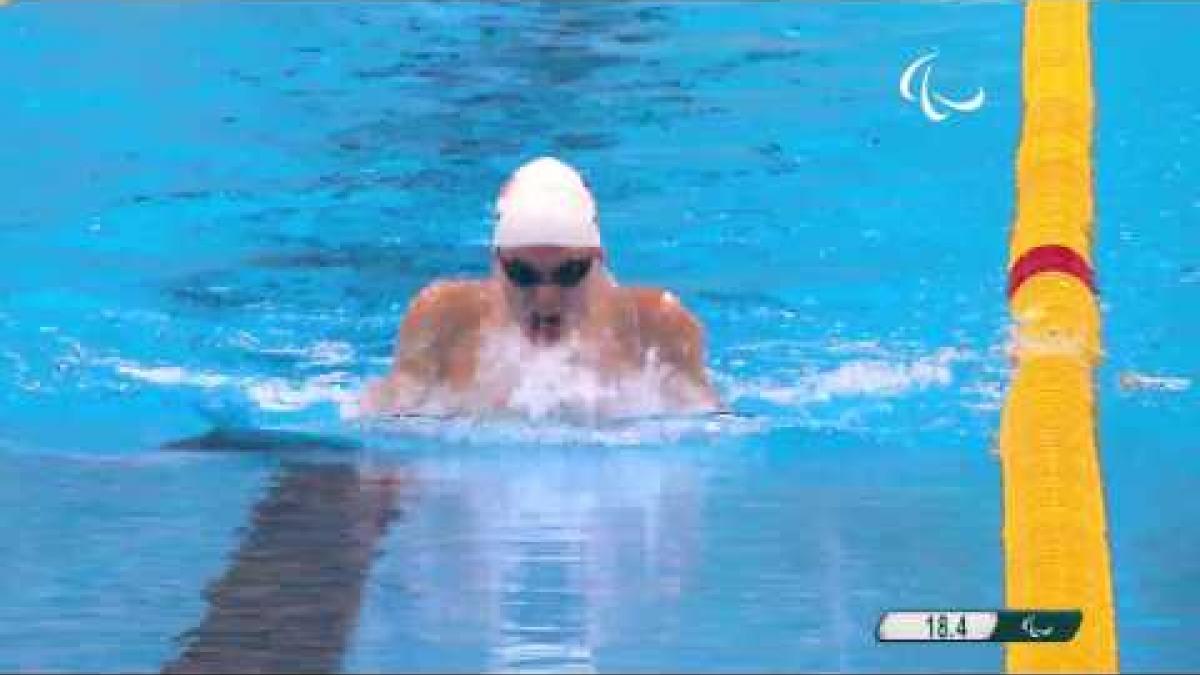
[160,454,407,674]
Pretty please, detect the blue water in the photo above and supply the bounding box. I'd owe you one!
[1094,4,1200,672]
[0,1,1194,672]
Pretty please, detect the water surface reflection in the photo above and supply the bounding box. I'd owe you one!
[355,450,705,674]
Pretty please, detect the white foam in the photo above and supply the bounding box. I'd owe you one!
[358,411,764,448]
[98,337,973,446]
[386,326,713,424]
[101,340,721,439]
[110,361,231,389]
[351,326,753,446]
[247,339,356,366]
[728,348,963,407]
[802,347,960,402]
[105,357,359,415]
[246,372,358,412]
[1118,371,1192,393]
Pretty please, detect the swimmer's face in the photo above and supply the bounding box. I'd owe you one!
[494,246,603,344]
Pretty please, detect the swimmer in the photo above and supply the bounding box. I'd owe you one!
[361,157,721,417]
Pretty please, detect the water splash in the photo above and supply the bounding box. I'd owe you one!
[474,327,707,423]
[725,347,964,407]
[102,357,358,419]
[355,411,765,449]
[96,335,980,448]
[1118,371,1191,393]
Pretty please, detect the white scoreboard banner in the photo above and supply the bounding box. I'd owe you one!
[877,610,1082,643]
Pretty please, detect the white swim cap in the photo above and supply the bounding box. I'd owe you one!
[493,157,601,249]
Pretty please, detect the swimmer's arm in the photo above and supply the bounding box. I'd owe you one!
[361,283,456,415]
[639,291,723,411]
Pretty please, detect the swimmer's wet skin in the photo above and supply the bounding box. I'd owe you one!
[361,157,721,418]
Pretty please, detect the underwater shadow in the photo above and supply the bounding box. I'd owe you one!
[160,428,407,674]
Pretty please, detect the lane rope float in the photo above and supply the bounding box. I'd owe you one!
[1000,1,1118,672]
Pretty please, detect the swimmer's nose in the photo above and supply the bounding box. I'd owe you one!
[532,284,561,305]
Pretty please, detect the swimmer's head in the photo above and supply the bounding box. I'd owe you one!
[493,157,601,249]
[492,158,605,344]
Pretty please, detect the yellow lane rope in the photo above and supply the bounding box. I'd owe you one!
[1000,1,1117,672]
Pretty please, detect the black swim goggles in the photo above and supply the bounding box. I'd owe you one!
[501,257,594,288]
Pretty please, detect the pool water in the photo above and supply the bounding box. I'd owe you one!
[1,2,1196,672]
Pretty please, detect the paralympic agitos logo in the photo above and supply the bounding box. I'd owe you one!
[899,50,986,122]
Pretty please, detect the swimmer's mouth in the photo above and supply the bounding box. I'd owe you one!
[527,313,563,342]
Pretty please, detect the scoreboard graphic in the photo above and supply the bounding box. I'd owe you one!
[878,611,1083,643]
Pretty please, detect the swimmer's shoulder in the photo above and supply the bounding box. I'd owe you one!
[622,287,716,402]
[622,286,704,338]
[404,279,493,333]
[409,279,489,309]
